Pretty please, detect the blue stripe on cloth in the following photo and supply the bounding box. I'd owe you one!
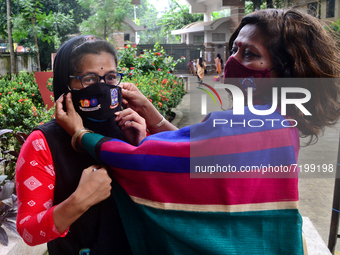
[101,146,295,173]
[101,151,190,173]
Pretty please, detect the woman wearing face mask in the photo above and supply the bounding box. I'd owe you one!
[56,9,340,255]
[15,36,146,254]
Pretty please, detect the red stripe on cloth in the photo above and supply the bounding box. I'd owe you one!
[112,169,299,206]
[191,128,293,157]
[102,140,190,157]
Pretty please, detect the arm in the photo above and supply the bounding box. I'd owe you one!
[16,130,112,245]
[52,165,112,233]
[119,82,178,134]
[16,131,68,245]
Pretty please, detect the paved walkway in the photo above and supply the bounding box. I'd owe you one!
[173,75,340,254]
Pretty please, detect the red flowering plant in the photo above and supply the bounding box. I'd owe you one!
[123,72,186,116]
[117,42,185,76]
[0,71,43,106]
[0,92,54,134]
[0,92,54,180]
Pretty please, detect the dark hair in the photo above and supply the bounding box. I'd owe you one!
[69,37,118,75]
[229,9,340,142]
[53,35,118,99]
[216,54,221,59]
[199,57,204,68]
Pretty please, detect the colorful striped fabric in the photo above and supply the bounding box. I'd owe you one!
[82,105,304,255]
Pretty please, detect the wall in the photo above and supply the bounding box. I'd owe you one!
[0,53,35,77]
[289,0,340,22]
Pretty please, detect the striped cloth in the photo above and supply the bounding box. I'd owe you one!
[82,105,304,255]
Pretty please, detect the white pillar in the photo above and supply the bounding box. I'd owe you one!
[181,34,186,44]
[186,33,193,45]
[204,12,212,22]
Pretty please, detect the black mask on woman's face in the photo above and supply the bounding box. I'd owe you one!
[71,83,122,122]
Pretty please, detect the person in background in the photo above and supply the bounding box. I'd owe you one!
[56,8,340,255]
[196,57,206,82]
[15,35,146,255]
[215,53,222,75]
[192,59,197,76]
[187,59,194,75]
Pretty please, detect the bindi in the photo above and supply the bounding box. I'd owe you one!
[238,42,242,47]
[101,67,103,69]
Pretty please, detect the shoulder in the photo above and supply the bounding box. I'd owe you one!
[35,119,67,138]
[21,130,50,153]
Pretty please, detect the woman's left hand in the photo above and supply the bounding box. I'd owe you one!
[115,108,147,146]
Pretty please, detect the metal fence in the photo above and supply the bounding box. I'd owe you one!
[137,44,205,74]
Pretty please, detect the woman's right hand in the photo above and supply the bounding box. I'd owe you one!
[73,165,112,210]
[53,165,112,234]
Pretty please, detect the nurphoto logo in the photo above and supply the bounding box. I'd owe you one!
[198,79,312,128]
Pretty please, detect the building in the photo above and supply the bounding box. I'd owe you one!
[172,0,245,74]
[111,0,147,48]
[288,0,339,22]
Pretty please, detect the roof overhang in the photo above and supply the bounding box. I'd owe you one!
[171,17,230,35]
[184,0,244,13]
[124,17,146,31]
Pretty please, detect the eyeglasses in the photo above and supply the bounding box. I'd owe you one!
[69,72,124,88]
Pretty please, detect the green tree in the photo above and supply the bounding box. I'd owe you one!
[246,0,285,13]
[0,0,89,71]
[126,0,164,44]
[78,0,131,39]
[6,0,16,77]
[157,0,203,40]
[327,20,340,47]
[11,0,74,71]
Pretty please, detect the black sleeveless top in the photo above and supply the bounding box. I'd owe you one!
[36,120,132,255]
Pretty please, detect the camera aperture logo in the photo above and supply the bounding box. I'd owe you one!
[198,80,311,128]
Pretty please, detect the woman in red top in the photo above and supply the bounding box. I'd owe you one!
[16,36,146,254]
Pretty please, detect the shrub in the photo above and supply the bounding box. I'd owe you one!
[0,71,44,106]
[0,92,54,134]
[0,129,28,180]
[123,72,186,116]
[0,194,18,246]
[118,43,186,116]
[117,42,185,77]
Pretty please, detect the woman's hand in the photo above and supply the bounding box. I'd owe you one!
[53,165,112,234]
[119,82,150,114]
[55,93,84,136]
[115,108,147,146]
[73,165,112,209]
[119,82,178,133]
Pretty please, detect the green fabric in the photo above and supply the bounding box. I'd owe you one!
[81,133,104,163]
[112,179,304,255]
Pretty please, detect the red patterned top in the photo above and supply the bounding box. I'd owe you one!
[16,130,68,245]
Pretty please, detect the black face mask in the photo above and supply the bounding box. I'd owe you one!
[71,83,122,122]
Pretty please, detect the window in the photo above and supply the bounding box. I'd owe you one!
[124,34,130,41]
[307,2,318,17]
[326,0,335,18]
[212,33,226,42]
[193,36,204,44]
